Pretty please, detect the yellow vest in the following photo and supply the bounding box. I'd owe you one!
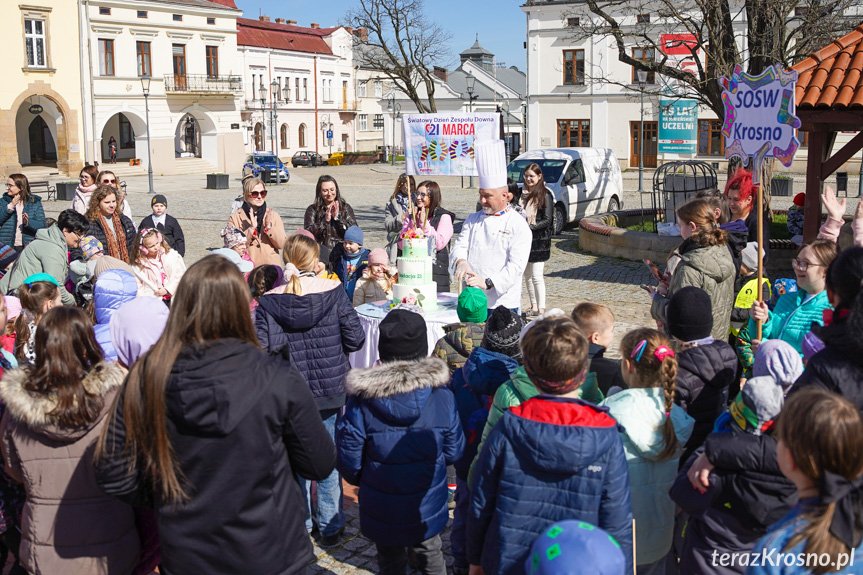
[730,276,772,336]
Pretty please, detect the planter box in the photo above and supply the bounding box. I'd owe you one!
[56,183,77,201]
[771,178,793,197]
[206,174,230,189]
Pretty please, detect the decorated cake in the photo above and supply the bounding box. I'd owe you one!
[392,236,439,311]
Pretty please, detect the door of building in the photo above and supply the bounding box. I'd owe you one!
[630,121,658,168]
[172,44,187,90]
[28,116,57,164]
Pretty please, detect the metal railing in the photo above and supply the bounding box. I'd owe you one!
[340,100,358,111]
[164,74,243,94]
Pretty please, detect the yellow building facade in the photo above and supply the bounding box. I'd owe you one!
[0,2,86,176]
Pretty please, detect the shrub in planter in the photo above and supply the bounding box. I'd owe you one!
[55,182,78,201]
[771,175,793,197]
[206,173,230,189]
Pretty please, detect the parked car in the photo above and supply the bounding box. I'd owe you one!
[507,148,624,235]
[243,153,290,183]
[292,151,326,168]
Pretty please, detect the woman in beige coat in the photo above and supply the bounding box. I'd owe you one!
[228,177,287,267]
[0,307,139,575]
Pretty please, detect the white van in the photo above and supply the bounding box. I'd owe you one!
[507,148,624,234]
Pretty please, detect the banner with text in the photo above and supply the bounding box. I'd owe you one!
[659,99,698,153]
[403,113,500,176]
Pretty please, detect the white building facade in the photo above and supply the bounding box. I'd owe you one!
[85,0,244,175]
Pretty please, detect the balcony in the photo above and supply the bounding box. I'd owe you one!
[339,100,359,112]
[164,74,243,95]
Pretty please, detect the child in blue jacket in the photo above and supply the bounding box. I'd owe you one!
[336,309,464,575]
[329,225,369,300]
[467,316,633,575]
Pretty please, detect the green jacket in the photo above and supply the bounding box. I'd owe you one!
[651,240,736,341]
[467,366,603,487]
[431,322,485,374]
[0,225,74,306]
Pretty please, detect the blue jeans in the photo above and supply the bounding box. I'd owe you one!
[299,408,345,537]
[450,477,469,570]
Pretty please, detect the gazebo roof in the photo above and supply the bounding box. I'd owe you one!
[792,24,863,109]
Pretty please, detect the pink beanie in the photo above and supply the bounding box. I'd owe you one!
[295,228,316,241]
[4,296,21,322]
[369,248,388,266]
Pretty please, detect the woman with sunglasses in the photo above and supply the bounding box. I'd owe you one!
[0,174,46,254]
[383,173,415,261]
[228,177,287,266]
[749,238,838,357]
[71,166,100,215]
[401,181,454,292]
[304,175,357,250]
[97,170,134,227]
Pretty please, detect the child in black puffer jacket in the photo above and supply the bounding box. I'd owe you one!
[667,287,737,463]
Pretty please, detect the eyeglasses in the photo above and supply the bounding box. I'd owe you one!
[414,192,428,198]
[4,184,13,189]
[792,259,822,272]
[102,179,117,184]
[249,190,268,198]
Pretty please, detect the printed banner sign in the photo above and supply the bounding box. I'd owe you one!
[659,99,698,153]
[719,63,801,168]
[404,113,500,176]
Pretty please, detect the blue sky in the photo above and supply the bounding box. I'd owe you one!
[235,0,527,70]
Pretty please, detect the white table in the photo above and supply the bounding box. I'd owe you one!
[350,293,461,369]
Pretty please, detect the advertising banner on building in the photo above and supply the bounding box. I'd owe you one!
[658,99,698,153]
[403,113,500,176]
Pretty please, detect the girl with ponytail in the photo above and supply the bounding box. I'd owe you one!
[14,278,61,365]
[650,198,736,341]
[600,327,695,572]
[747,388,863,574]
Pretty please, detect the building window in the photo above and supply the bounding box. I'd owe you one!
[563,50,584,85]
[303,78,308,101]
[99,7,111,15]
[280,124,289,149]
[374,81,382,98]
[358,80,367,97]
[299,124,307,148]
[373,114,384,131]
[207,17,216,25]
[206,45,218,78]
[795,6,809,16]
[24,19,47,68]
[636,14,650,23]
[137,10,147,18]
[697,120,724,156]
[173,14,182,22]
[98,39,115,76]
[283,77,290,100]
[295,78,300,101]
[119,113,135,148]
[632,47,655,83]
[136,41,151,77]
[359,114,368,131]
[566,17,579,26]
[557,119,591,147]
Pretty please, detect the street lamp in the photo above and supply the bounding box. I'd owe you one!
[637,69,648,197]
[501,99,510,162]
[140,76,154,194]
[320,114,333,157]
[387,94,401,166]
[258,81,267,152]
[270,79,280,152]
[464,72,479,113]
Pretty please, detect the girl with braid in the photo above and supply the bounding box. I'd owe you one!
[601,328,695,574]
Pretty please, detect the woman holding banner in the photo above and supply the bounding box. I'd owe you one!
[724,169,770,261]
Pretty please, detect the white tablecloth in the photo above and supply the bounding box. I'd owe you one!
[350,293,461,369]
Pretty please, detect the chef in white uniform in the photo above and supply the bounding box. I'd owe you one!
[450,139,531,314]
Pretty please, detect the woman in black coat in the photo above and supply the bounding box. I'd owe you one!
[303,175,357,250]
[84,185,136,263]
[519,163,554,316]
[94,255,336,575]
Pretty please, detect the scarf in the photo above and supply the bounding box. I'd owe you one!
[395,192,410,213]
[242,201,267,237]
[524,358,589,395]
[99,212,129,263]
[521,193,539,226]
[77,183,97,195]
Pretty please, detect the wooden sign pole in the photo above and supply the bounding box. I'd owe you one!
[752,157,764,341]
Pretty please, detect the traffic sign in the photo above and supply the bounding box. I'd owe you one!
[326,130,333,139]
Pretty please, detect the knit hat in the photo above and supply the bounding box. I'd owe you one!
[752,339,804,390]
[729,376,784,435]
[741,242,763,272]
[369,248,388,266]
[4,296,21,322]
[0,245,18,272]
[379,309,427,362]
[81,236,104,262]
[457,287,488,324]
[526,521,625,575]
[344,225,364,245]
[110,297,170,367]
[151,194,168,207]
[221,225,247,250]
[212,248,254,273]
[294,228,316,241]
[483,307,525,359]
[793,193,805,207]
[802,331,826,363]
[666,286,713,342]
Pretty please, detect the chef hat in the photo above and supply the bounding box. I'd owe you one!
[475,139,508,190]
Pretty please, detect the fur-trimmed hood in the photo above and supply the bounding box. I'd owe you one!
[0,361,125,440]
[346,357,450,425]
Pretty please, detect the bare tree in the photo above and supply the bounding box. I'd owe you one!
[344,0,452,113]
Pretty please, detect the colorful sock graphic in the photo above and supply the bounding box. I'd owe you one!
[777,67,798,87]
[429,140,442,161]
[725,139,746,161]
[777,89,801,128]
[741,66,777,91]
[751,142,771,178]
[449,140,460,160]
[420,143,429,162]
[467,143,475,160]
[773,139,799,168]
[721,92,736,137]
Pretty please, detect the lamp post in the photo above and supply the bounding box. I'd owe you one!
[270,79,280,153]
[637,70,648,197]
[140,76,154,194]
[320,114,333,158]
[501,100,510,162]
[387,94,401,166]
[258,81,267,152]
[464,73,480,187]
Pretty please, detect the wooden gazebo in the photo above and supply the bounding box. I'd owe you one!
[791,23,863,240]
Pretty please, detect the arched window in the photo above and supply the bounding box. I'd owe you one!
[298,123,306,148]
[254,123,263,151]
[280,124,289,149]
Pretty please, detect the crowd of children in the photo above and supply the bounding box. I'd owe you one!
[0,167,859,575]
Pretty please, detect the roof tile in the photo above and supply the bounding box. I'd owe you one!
[237,18,335,55]
[792,24,863,110]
